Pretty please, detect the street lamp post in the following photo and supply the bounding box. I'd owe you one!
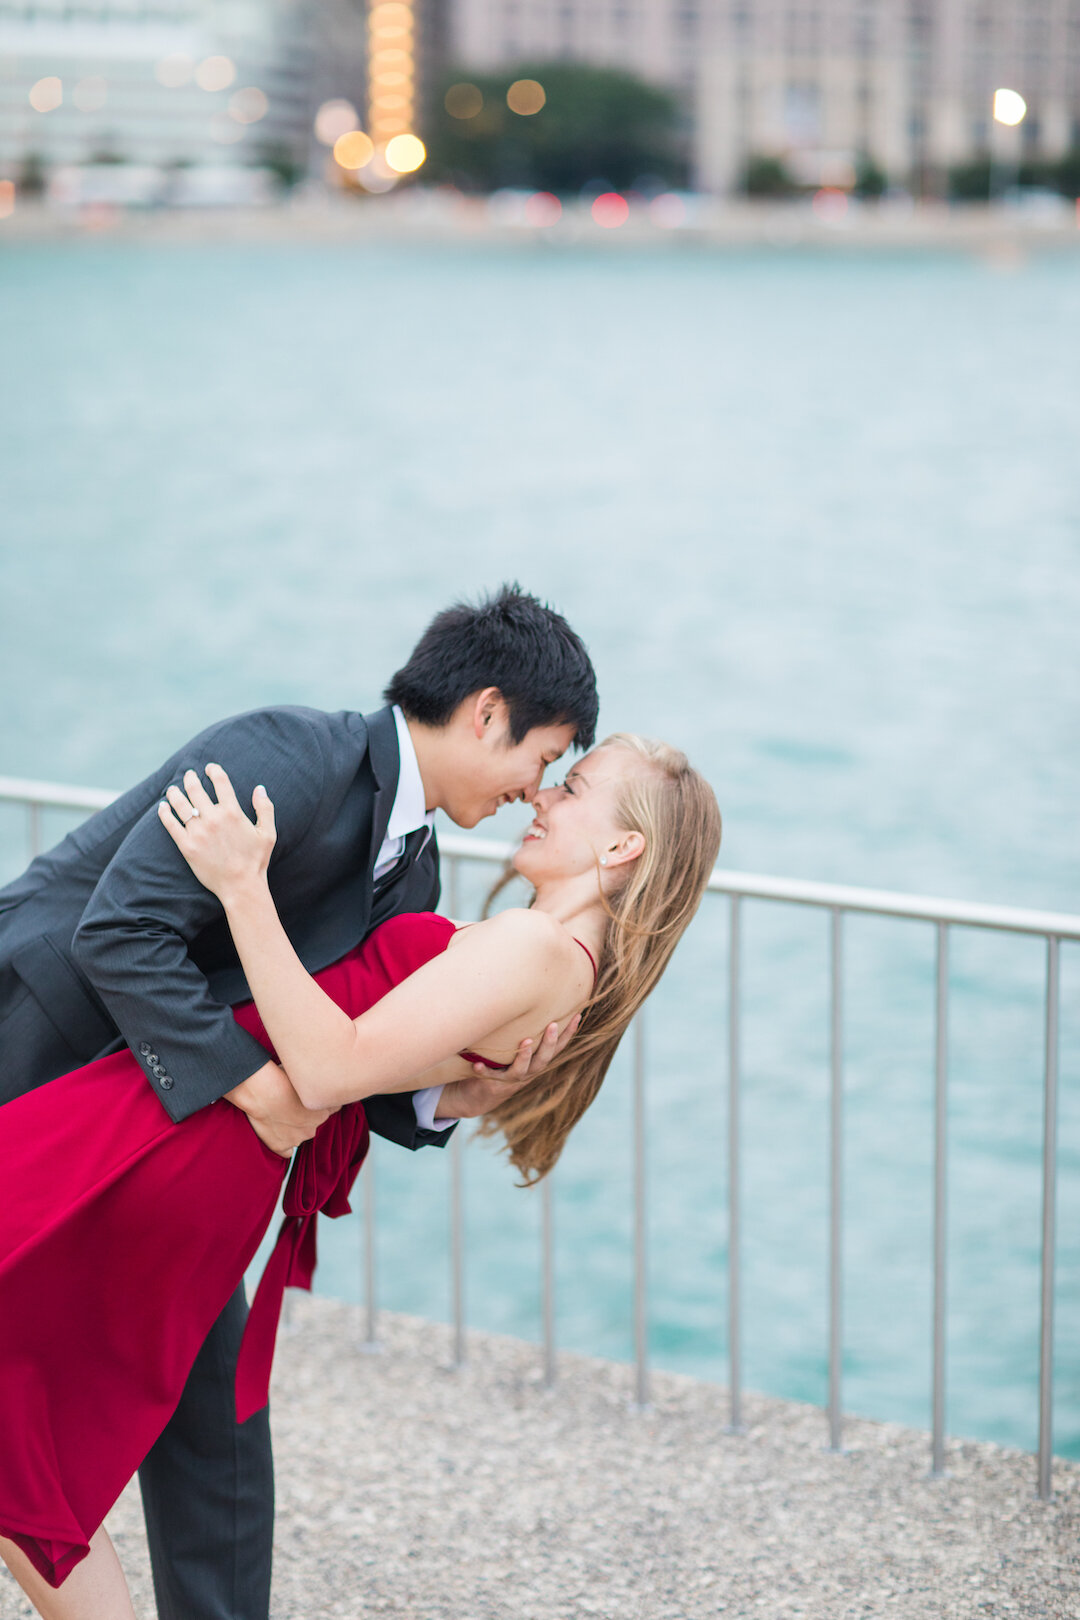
[991,87,1027,204]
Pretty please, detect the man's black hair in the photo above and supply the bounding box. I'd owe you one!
[384,584,598,750]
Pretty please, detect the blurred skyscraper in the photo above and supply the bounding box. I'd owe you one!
[3,0,1078,192]
[0,0,325,176]
[446,0,1080,194]
[449,0,699,97]
[697,0,1079,193]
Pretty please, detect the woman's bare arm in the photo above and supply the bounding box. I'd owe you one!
[192,879,567,1108]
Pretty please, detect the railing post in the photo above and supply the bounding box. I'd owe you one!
[1037,936,1060,1501]
[541,1172,556,1387]
[449,1129,466,1368]
[726,895,745,1433]
[931,922,949,1477]
[633,1010,650,1408]
[447,855,466,1368]
[827,908,844,1452]
[362,1147,379,1350]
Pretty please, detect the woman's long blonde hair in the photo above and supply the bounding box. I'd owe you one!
[477,733,722,1185]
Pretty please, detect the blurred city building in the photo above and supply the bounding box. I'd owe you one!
[447,0,697,97]
[0,0,329,180]
[445,0,1080,194]
[2,0,1078,197]
[697,0,1080,194]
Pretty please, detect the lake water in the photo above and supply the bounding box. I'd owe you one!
[1,235,1078,1458]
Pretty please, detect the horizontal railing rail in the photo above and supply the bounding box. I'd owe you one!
[443,829,1080,941]
[1,774,1074,1499]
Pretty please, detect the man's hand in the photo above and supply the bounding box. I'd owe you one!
[225,1060,333,1157]
[436,1015,581,1121]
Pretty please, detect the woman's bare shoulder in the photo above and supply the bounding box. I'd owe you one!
[451,908,578,968]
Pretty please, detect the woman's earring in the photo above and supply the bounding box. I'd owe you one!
[599,855,608,866]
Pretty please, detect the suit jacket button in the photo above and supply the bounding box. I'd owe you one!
[139,1042,152,1056]
[159,1075,174,1090]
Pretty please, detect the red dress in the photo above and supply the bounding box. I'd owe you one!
[0,910,462,1589]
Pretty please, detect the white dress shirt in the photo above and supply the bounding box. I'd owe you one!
[377,707,454,1134]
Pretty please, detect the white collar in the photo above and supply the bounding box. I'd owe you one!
[387,705,432,840]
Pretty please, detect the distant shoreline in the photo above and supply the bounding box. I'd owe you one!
[3,193,1080,254]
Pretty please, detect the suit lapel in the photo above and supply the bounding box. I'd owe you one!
[363,704,401,872]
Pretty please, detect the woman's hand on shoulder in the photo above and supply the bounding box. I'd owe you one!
[158,763,276,904]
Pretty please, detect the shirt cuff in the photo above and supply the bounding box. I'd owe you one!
[413,1086,459,1133]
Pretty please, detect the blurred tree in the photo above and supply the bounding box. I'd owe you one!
[425,63,686,192]
[1051,149,1080,195]
[1022,149,1080,195]
[19,151,46,196]
[742,154,796,196]
[254,142,306,188]
[948,150,1080,199]
[854,155,887,197]
[947,156,991,199]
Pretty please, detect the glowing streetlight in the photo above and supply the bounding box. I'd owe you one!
[993,88,1027,127]
[366,0,426,182]
[507,78,545,115]
[445,82,482,119]
[333,130,375,170]
[195,56,236,93]
[384,132,425,173]
[315,100,359,146]
[368,0,414,149]
[29,77,62,113]
[229,87,268,124]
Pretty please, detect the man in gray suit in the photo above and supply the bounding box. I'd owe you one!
[0,585,598,1620]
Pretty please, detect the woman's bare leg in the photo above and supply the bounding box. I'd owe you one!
[0,1527,137,1620]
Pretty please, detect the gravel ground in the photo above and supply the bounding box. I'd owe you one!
[3,1295,1077,1619]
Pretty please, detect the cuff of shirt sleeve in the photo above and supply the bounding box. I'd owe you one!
[412,1086,459,1133]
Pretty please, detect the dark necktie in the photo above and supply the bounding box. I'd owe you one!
[374,825,429,894]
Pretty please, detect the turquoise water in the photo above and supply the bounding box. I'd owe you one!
[1,238,1078,1457]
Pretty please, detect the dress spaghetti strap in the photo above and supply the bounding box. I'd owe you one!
[573,937,599,984]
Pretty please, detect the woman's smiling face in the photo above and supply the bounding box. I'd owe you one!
[512,745,646,886]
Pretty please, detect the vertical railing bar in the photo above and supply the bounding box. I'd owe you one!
[28,802,42,858]
[541,1172,556,1387]
[727,894,745,1433]
[633,1009,650,1408]
[828,907,844,1452]
[1037,935,1060,1501]
[447,855,466,1368]
[931,921,949,1476]
[449,1121,465,1367]
[362,1146,379,1349]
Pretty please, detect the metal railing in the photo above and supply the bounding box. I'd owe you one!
[1,773,1075,1500]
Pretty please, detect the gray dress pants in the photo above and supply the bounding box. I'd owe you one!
[138,1284,275,1620]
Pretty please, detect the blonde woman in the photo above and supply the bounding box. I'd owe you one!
[0,734,720,1619]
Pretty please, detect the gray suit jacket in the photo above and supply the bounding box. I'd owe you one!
[0,703,446,1151]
